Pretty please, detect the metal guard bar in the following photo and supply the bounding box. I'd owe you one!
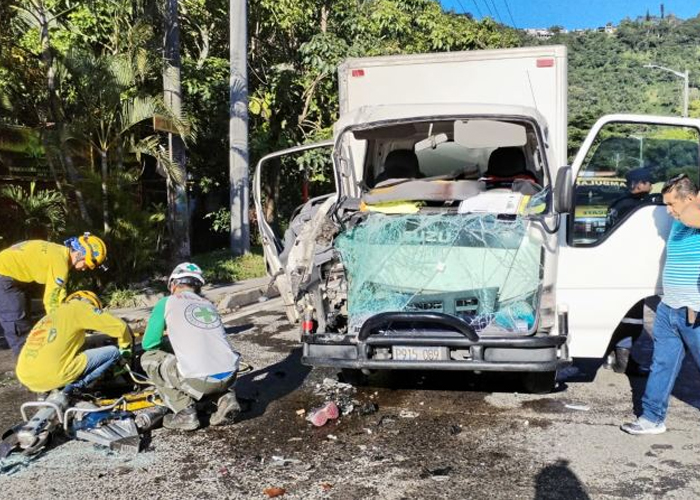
[358,312,479,342]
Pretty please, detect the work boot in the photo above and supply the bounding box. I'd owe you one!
[210,392,241,427]
[163,406,200,431]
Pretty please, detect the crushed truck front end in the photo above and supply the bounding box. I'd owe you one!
[303,208,567,373]
[256,106,571,391]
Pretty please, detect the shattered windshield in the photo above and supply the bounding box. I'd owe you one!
[335,212,543,336]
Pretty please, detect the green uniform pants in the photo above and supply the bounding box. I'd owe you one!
[141,349,235,413]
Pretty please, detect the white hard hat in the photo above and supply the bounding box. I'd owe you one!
[168,262,206,287]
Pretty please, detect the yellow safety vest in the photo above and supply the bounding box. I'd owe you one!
[0,240,70,313]
[16,300,131,392]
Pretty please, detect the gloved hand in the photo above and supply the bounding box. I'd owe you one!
[119,348,132,359]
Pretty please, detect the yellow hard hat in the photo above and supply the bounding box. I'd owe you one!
[66,290,103,310]
[73,233,107,270]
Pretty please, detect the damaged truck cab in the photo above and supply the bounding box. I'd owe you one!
[254,46,700,392]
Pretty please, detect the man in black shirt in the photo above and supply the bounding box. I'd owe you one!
[606,168,653,229]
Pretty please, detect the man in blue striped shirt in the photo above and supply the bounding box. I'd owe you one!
[622,174,700,435]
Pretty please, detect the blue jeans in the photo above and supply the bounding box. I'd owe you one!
[0,275,32,356]
[641,302,700,423]
[63,346,120,393]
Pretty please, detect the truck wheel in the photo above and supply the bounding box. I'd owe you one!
[522,371,557,394]
[340,369,368,386]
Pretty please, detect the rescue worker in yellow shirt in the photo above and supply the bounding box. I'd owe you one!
[15,290,132,395]
[0,234,107,356]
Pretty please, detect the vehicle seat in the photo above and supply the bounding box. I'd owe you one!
[483,147,539,193]
[374,149,423,185]
[484,147,538,181]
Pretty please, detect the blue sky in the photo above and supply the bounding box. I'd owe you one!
[440,0,700,29]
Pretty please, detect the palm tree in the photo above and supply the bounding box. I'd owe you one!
[1,181,65,239]
[62,44,192,233]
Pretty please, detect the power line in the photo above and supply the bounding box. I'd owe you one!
[502,0,518,28]
[469,0,483,17]
[480,0,494,17]
[488,0,503,23]
[454,0,480,18]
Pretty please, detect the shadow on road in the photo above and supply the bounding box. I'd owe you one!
[235,347,311,421]
[224,323,254,335]
[354,369,563,394]
[534,459,591,500]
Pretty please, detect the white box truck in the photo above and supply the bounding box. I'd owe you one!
[253,45,700,392]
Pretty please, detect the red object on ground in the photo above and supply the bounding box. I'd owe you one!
[264,487,286,498]
[307,401,340,427]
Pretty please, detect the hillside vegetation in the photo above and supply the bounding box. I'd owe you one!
[538,15,700,157]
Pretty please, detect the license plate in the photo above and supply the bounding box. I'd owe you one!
[392,346,449,361]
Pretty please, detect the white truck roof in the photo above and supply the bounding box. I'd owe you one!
[334,102,548,132]
[338,45,568,167]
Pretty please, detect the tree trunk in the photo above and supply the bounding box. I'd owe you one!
[37,1,61,124]
[100,149,110,232]
[164,0,191,261]
[62,147,93,225]
[35,1,92,225]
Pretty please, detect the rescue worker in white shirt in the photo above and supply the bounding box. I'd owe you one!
[141,263,241,431]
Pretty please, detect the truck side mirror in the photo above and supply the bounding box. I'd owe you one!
[554,166,573,214]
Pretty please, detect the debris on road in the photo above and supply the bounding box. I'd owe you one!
[295,409,306,417]
[263,486,286,498]
[378,415,396,426]
[399,410,419,419]
[307,401,340,427]
[269,455,312,472]
[312,377,358,416]
[359,402,379,415]
[450,425,462,435]
[564,403,591,412]
[421,466,453,482]
[320,482,333,491]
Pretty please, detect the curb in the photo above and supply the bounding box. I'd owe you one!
[109,277,278,332]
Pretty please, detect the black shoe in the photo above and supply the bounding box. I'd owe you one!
[210,392,241,426]
[163,406,200,431]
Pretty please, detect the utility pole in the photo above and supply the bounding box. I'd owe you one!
[229,0,250,255]
[644,63,690,118]
[164,0,191,261]
[684,69,690,118]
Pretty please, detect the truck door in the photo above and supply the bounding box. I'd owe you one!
[558,115,700,358]
[253,140,335,322]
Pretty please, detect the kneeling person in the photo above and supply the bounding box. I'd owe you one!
[141,263,241,431]
[16,291,131,394]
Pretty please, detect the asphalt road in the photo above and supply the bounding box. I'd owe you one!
[2,302,700,499]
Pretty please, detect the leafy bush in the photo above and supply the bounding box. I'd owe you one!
[204,207,231,234]
[0,182,65,243]
[103,286,140,308]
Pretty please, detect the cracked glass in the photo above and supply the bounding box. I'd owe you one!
[334,211,544,336]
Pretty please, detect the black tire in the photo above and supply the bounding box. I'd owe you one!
[522,371,557,394]
[340,369,368,386]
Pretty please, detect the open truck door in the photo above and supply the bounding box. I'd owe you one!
[558,114,700,359]
[253,140,335,323]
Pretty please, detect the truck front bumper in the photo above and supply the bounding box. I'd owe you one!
[301,311,570,372]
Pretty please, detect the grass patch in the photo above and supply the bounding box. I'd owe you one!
[193,246,267,284]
